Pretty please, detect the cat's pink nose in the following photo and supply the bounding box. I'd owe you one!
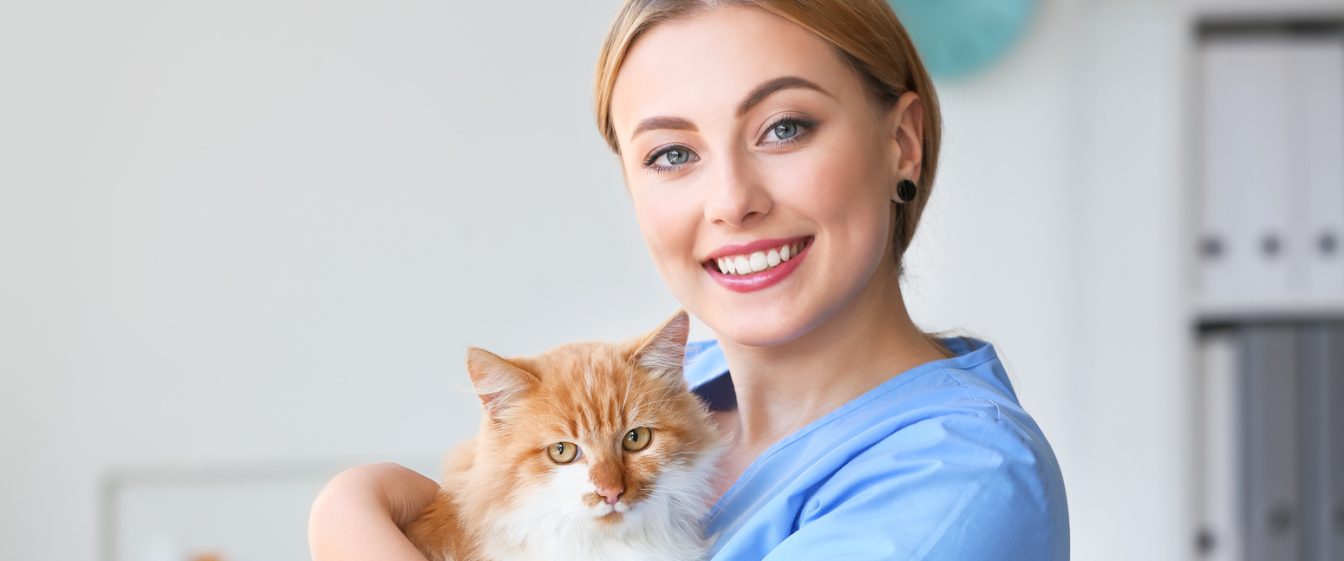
[597,484,625,505]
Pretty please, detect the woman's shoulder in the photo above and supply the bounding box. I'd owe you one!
[784,347,1071,559]
[792,336,1062,500]
[695,336,1070,560]
[889,337,1053,451]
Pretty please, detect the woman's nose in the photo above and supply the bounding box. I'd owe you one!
[702,152,772,229]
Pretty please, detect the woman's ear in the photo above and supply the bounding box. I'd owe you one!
[886,91,925,186]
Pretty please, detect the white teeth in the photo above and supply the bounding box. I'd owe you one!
[749,252,767,272]
[713,240,807,276]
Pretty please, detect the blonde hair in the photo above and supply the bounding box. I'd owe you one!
[593,0,943,263]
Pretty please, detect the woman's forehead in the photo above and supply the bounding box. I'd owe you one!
[608,5,858,137]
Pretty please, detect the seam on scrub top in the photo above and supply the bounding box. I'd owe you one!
[941,368,1064,557]
[940,369,1003,422]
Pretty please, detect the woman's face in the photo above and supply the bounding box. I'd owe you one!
[608,5,921,347]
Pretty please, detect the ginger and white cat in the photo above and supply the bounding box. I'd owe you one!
[405,312,724,561]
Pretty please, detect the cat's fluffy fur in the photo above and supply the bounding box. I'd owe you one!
[406,312,724,561]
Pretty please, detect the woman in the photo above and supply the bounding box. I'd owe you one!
[309,1,1069,559]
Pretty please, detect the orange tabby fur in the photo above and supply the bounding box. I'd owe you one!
[405,312,722,561]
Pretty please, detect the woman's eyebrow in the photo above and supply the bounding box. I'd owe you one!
[628,75,832,142]
[735,75,832,117]
[631,116,697,140]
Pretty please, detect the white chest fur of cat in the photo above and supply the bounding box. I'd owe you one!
[405,312,725,561]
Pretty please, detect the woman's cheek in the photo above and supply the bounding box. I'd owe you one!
[631,187,698,280]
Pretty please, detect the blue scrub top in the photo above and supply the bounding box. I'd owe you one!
[683,336,1069,560]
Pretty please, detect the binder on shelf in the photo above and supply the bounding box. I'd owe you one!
[1199,39,1296,305]
[1198,330,1245,561]
[1329,324,1343,561]
[1241,324,1300,561]
[1298,322,1344,561]
[1290,37,1344,301]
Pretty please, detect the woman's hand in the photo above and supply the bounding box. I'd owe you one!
[308,462,440,561]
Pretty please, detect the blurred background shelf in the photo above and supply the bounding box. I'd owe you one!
[101,460,438,561]
[1197,299,1344,324]
[1189,11,1344,561]
[103,463,334,561]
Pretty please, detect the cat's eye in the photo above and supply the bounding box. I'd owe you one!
[547,441,579,464]
[622,427,652,452]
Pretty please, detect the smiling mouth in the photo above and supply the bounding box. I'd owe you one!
[704,237,813,276]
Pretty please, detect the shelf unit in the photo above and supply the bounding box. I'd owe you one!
[1186,8,1344,561]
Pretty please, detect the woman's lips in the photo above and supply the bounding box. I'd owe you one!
[703,237,812,293]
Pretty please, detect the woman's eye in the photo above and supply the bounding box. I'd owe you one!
[642,145,699,172]
[761,117,814,145]
[664,148,690,165]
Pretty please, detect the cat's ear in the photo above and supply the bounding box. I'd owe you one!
[632,310,690,381]
[466,347,538,420]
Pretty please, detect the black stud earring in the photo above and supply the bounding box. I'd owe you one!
[894,179,918,204]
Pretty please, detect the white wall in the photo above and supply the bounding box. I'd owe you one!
[0,2,666,559]
[3,0,1324,559]
[1072,2,1192,559]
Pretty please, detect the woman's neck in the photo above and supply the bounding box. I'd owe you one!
[714,269,949,453]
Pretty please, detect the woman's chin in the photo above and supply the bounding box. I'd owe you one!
[700,306,815,349]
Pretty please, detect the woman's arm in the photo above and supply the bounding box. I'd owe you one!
[308,462,440,561]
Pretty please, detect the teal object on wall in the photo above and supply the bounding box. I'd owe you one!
[887,0,1038,79]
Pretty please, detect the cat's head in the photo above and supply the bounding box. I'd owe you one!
[465,311,722,532]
